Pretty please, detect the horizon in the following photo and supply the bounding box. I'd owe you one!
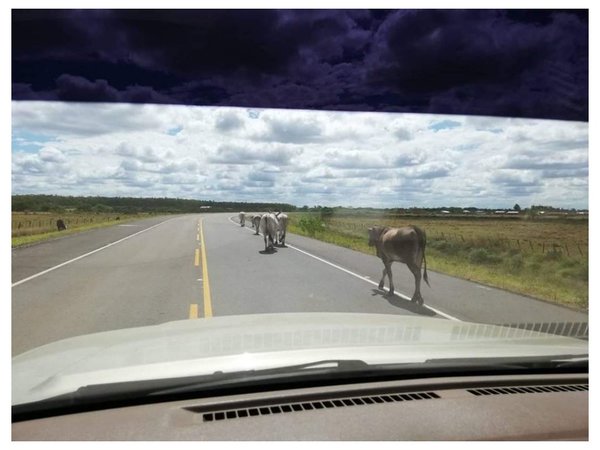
[10,193,588,212]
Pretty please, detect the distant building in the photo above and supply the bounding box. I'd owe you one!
[506,210,519,215]
[200,206,211,209]
[494,210,506,214]
[441,210,450,214]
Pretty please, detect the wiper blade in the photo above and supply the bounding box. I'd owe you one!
[423,354,588,369]
[151,359,372,395]
[13,359,371,420]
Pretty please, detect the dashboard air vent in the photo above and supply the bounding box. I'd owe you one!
[467,384,588,396]
[201,391,440,422]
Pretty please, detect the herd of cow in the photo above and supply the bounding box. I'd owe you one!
[238,211,289,252]
[237,212,430,306]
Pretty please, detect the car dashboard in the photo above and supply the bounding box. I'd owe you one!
[12,372,588,440]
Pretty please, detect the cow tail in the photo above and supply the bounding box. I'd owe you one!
[413,226,430,287]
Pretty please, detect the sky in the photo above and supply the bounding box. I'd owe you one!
[11,101,589,209]
[9,8,590,209]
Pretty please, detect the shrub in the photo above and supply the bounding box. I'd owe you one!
[468,248,501,265]
[504,253,524,273]
[298,215,325,237]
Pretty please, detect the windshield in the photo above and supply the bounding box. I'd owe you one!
[11,9,588,410]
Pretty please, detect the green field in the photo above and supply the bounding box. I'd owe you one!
[288,212,588,311]
[11,212,151,247]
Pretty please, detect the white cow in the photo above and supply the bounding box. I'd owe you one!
[252,214,262,234]
[239,212,246,227]
[259,213,279,251]
[275,212,288,246]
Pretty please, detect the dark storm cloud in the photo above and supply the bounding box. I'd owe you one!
[12,9,587,121]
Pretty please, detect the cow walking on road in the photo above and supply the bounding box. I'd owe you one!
[239,212,246,227]
[260,213,279,252]
[252,215,262,234]
[275,211,288,246]
[367,225,430,305]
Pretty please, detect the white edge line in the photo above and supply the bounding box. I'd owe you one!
[227,215,461,322]
[12,217,180,287]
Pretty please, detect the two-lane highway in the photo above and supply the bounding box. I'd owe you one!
[12,213,588,356]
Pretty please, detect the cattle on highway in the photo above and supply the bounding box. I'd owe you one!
[367,225,430,305]
[239,212,246,227]
[260,213,279,252]
[275,212,288,246]
[252,215,262,234]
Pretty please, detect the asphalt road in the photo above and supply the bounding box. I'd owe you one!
[12,213,588,356]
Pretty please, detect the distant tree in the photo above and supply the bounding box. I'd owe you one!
[513,203,521,211]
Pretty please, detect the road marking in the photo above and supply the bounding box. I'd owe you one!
[189,303,199,319]
[12,217,179,288]
[228,215,461,322]
[194,248,200,266]
[199,219,213,318]
[197,233,200,241]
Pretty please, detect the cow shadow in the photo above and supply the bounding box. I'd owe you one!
[259,248,278,255]
[370,288,436,316]
[274,243,288,248]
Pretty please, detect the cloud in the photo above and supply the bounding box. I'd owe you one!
[325,151,388,169]
[38,146,66,163]
[11,102,589,209]
[209,144,301,166]
[215,111,244,132]
[12,10,587,120]
[258,117,323,143]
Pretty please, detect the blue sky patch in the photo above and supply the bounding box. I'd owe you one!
[167,126,183,136]
[429,119,461,132]
[12,130,55,153]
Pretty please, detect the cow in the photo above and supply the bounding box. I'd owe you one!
[367,225,430,305]
[56,219,67,231]
[259,213,279,252]
[239,212,246,227]
[252,214,262,234]
[275,211,288,246]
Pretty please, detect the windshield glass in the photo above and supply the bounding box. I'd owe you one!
[11,9,588,409]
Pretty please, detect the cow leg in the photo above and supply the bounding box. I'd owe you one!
[408,262,423,305]
[378,266,387,290]
[385,262,394,296]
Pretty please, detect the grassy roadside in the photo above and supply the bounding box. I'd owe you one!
[11,214,152,248]
[287,214,588,312]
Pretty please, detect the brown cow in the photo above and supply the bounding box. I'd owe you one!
[367,225,430,305]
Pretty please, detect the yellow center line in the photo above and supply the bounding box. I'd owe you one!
[189,303,198,319]
[199,218,213,318]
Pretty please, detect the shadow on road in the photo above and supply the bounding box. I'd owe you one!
[370,289,436,316]
[259,248,278,255]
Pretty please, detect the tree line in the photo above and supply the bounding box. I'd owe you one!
[11,195,297,214]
